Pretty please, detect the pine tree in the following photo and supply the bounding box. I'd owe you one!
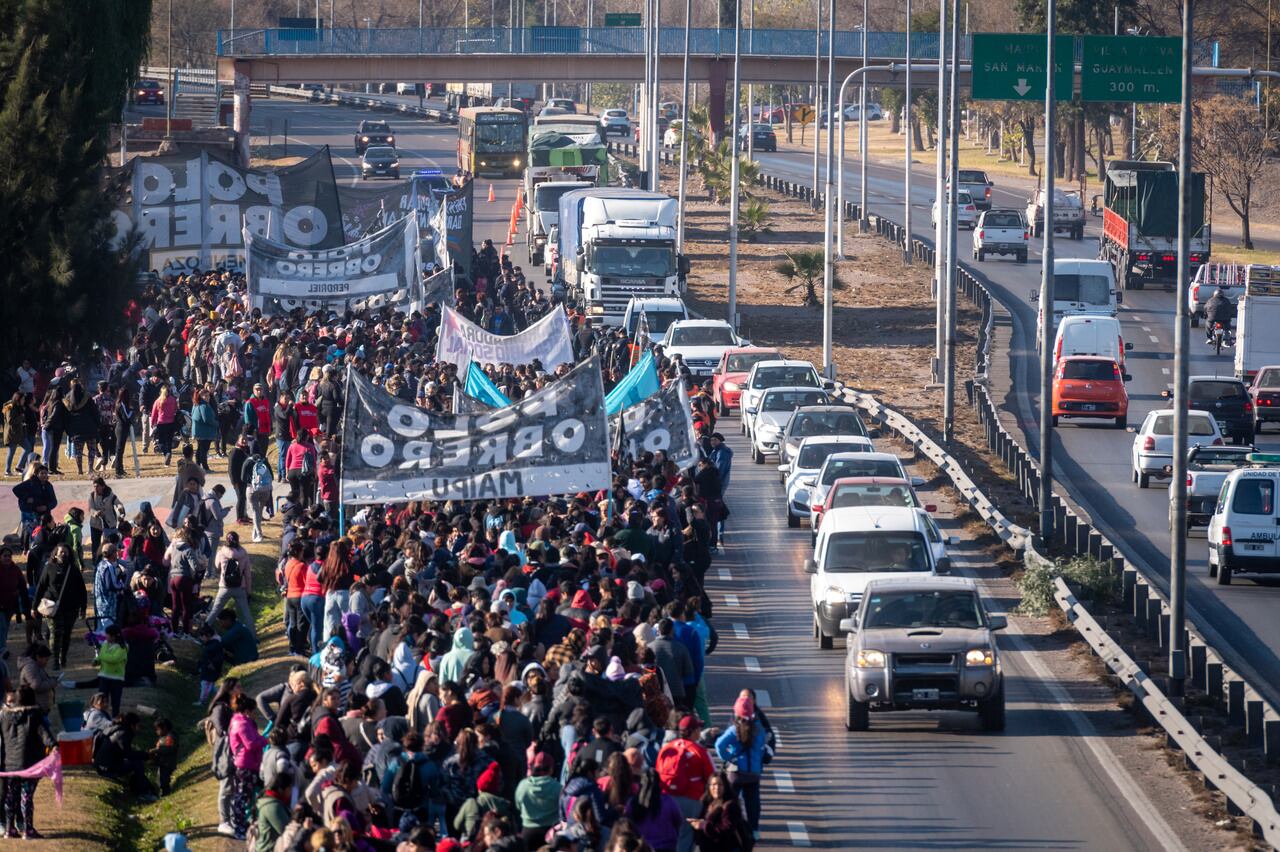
[0,0,151,366]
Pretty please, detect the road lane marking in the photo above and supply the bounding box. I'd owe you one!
[1149,335,1160,343]
[744,656,761,672]
[719,568,733,581]
[1132,315,1144,321]
[774,770,795,792]
[1141,325,1152,332]
[755,689,773,708]
[733,623,749,639]
[788,821,811,847]
[725,593,740,607]
[1162,368,1170,375]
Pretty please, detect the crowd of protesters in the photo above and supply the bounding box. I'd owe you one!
[0,245,756,850]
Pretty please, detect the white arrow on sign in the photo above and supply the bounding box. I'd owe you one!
[1013,78,1032,96]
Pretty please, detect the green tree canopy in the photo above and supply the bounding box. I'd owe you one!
[0,0,151,366]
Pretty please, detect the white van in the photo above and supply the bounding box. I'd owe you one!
[1053,315,1133,368]
[804,506,943,648]
[622,297,688,339]
[1035,258,1119,342]
[1207,458,1280,585]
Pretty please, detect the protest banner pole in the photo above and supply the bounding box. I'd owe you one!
[338,364,351,536]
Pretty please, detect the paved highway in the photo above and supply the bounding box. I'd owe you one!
[752,142,1280,709]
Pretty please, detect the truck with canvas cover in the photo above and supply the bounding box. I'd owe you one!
[1100,160,1209,291]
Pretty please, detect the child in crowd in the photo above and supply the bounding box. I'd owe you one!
[196,624,224,705]
[150,717,178,796]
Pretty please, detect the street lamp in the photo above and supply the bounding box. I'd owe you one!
[903,0,913,264]
[676,0,691,250]
[836,22,864,258]
[933,0,948,382]
[942,0,959,442]
[820,0,835,376]
[1037,0,1058,545]
[728,0,742,331]
[811,0,821,205]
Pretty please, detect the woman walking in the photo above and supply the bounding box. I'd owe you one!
[691,771,752,852]
[228,692,267,840]
[284,429,317,508]
[714,695,767,837]
[33,543,86,670]
[298,544,326,655]
[38,388,65,475]
[111,389,134,478]
[149,384,178,466]
[317,537,353,643]
[206,532,254,637]
[190,390,218,472]
[87,476,126,560]
[164,526,205,638]
[208,678,243,837]
[3,392,31,476]
[0,686,56,838]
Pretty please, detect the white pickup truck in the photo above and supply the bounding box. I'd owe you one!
[973,208,1029,263]
[1172,444,1257,532]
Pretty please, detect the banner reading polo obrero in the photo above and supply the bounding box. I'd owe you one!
[611,379,699,468]
[244,215,420,312]
[341,356,611,503]
[435,306,574,372]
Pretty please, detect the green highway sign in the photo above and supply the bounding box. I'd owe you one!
[604,12,641,26]
[1081,35,1181,103]
[971,33,1074,101]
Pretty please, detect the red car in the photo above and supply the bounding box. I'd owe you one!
[132,79,165,105]
[1249,365,1280,433]
[712,347,783,414]
[813,476,934,534]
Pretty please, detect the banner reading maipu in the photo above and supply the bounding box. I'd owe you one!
[611,379,699,468]
[245,215,420,301]
[435,306,575,371]
[341,356,612,504]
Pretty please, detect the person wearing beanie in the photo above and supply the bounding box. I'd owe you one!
[453,760,516,840]
[605,656,627,682]
[514,751,562,847]
[715,695,768,835]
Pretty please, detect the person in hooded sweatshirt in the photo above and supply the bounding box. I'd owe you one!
[437,626,475,685]
[453,760,516,840]
[515,750,562,847]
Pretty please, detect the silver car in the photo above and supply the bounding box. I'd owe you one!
[840,577,1006,732]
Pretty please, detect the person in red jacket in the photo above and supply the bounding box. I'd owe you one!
[308,687,362,768]
[291,391,320,438]
[656,715,715,852]
[242,383,271,456]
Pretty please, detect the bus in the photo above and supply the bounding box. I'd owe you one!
[457,107,528,177]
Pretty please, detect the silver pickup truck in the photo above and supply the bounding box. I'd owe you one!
[1171,444,1256,531]
[1026,187,1086,240]
[950,169,994,211]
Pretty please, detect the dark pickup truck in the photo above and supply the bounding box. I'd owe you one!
[354,120,395,154]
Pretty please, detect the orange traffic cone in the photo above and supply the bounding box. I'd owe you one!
[487,184,496,203]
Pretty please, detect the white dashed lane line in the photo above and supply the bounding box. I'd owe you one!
[733,623,749,639]
[744,656,761,672]
[724,593,740,607]
[788,821,811,847]
[773,770,795,793]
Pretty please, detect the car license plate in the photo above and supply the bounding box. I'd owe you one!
[1081,403,1097,412]
[1245,543,1266,551]
[912,688,940,701]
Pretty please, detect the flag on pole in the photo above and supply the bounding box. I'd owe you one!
[605,350,660,416]
[463,362,513,409]
[630,308,651,369]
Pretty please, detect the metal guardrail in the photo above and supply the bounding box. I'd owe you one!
[266,84,457,123]
[1056,578,1280,844]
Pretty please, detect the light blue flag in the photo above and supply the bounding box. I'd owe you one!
[605,350,660,416]
[464,362,512,408]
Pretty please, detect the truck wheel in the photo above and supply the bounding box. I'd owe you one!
[1129,275,1145,291]
[846,692,870,731]
[787,512,800,529]
[819,628,834,650]
[1208,561,1218,578]
[1217,564,1232,585]
[976,249,985,262]
[752,446,764,464]
[1073,226,1083,240]
[978,691,1006,732]
[1138,471,1150,489]
[1018,251,1028,264]
[1114,416,1126,429]
[1051,415,1059,427]
[718,399,729,416]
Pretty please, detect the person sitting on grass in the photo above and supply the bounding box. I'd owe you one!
[218,608,259,667]
[196,624,225,706]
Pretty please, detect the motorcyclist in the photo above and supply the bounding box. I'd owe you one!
[1203,288,1236,342]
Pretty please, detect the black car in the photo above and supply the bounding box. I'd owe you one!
[1173,376,1256,444]
[737,123,777,152]
[354,120,395,154]
[132,79,164,105]
[360,146,400,180]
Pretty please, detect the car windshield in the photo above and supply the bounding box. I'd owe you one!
[831,483,917,509]
[1190,380,1247,402]
[628,310,685,336]
[475,119,525,152]
[957,170,987,183]
[362,122,390,134]
[1054,273,1112,305]
[669,325,735,346]
[364,147,396,160]
[862,590,983,629]
[534,184,583,212]
[1060,360,1116,380]
[1151,414,1216,437]
[763,390,827,411]
[726,352,779,372]
[790,411,867,438]
[752,366,818,388]
[751,124,772,132]
[592,245,674,278]
[1232,479,1277,515]
[1258,370,1280,390]
[797,443,848,468]
[822,531,931,574]
[985,212,1022,228]
[821,457,900,485]
[1192,448,1252,466]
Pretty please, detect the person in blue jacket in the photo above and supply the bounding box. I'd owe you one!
[190,390,219,472]
[715,693,767,835]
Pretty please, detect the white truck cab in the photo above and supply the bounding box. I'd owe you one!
[1034,258,1119,346]
[1207,456,1280,585]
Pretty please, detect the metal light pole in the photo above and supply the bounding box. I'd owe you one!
[641,0,652,186]
[747,0,754,161]
[820,0,835,377]
[858,0,869,231]
[811,0,821,204]
[677,0,691,250]
[166,0,173,139]
[652,0,662,192]
[933,0,948,383]
[728,0,742,331]
[1169,0,1194,698]
[942,0,959,442]
[1037,0,1057,544]
[903,0,913,264]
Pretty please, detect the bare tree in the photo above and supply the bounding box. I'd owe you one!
[1187,96,1276,249]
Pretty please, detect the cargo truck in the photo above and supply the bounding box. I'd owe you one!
[445,82,538,111]
[1235,265,1280,382]
[525,180,592,267]
[1099,160,1209,291]
[557,188,689,325]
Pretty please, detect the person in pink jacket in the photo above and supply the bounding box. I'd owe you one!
[284,429,318,508]
[148,385,179,465]
[228,693,266,839]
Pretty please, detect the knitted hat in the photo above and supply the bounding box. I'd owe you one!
[476,761,502,794]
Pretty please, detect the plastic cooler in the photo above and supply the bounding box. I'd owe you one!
[58,731,93,766]
[57,699,84,733]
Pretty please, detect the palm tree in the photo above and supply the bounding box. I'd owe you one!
[775,249,839,307]
[740,197,772,241]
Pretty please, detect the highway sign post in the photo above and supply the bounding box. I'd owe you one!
[971,33,1073,101]
[605,12,641,26]
[1081,35,1182,103]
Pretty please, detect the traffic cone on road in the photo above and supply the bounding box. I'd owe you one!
[487,184,496,202]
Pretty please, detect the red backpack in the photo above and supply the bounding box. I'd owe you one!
[656,739,708,799]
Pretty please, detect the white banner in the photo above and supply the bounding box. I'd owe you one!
[435,306,575,371]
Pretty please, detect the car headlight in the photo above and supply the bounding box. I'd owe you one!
[513,158,521,167]
[759,425,780,438]
[724,381,739,391]
[856,649,886,668]
[824,586,846,606]
[387,136,395,144]
[965,648,995,666]
[361,135,369,141]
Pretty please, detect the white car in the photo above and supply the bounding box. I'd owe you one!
[622,297,687,339]
[804,506,942,648]
[747,387,833,464]
[919,509,959,566]
[1131,409,1223,488]
[781,405,871,468]
[740,360,825,437]
[600,108,631,137]
[805,452,923,531]
[782,436,875,527]
[1207,460,1280,584]
[659,319,745,379]
[931,190,978,230]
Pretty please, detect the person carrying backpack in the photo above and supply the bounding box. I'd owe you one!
[241,450,273,544]
[205,532,255,638]
[382,731,440,820]
[656,715,715,852]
